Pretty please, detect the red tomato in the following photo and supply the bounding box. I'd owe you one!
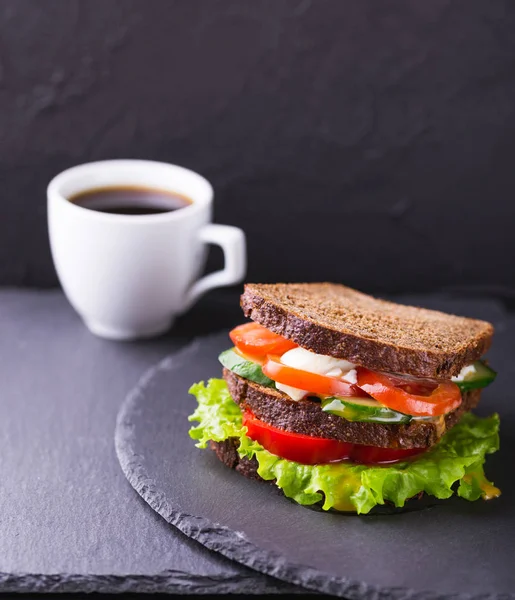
[262,356,369,398]
[242,411,425,465]
[229,323,297,358]
[356,368,462,417]
[242,411,353,464]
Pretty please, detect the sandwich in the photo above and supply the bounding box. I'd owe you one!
[189,283,500,514]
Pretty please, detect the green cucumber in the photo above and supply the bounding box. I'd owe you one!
[218,348,275,388]
[321,396,412,424]
[453,361,496,392]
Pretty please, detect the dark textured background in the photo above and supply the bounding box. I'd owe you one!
[1,0,515,295]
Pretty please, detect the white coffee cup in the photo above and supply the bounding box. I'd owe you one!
[47,159,246,340]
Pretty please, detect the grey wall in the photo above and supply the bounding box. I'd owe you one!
[1,0,515,294]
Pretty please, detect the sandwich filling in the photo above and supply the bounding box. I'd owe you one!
[189,321,500,513]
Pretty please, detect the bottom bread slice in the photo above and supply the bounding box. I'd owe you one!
[209,438,262,481]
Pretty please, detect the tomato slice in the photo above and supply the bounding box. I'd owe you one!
[243,411,353,464]
[356,368,462,417]
[242,411,425,465]
[229,323,297,358]
[262,355,368,398]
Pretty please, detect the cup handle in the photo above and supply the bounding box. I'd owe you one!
[182,224,246,313]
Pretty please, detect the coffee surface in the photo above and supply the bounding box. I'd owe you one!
[69,186,192,215]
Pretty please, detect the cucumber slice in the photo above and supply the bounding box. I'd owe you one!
[218,348,275,388]
[453,360,497,392]
[321,396,412,424]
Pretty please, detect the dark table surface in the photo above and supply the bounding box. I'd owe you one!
[1,287,510,596]
[0,288,301,594]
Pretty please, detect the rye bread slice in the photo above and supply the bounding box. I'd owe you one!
[223,368,481,450]
[208,439,261,481]
[241,283,493,378]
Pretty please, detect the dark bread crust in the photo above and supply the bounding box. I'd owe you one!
[223,368,481,450]
[210,437,268,484]
[241,283,494,378]
[208,439,262,481]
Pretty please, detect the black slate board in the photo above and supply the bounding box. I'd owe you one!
[115,297,515,599]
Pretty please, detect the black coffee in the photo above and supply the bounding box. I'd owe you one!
[69,186,192,215]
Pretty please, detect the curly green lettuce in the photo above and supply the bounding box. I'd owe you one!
[188,379,500,514]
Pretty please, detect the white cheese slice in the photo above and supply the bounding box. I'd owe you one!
[342,368,358,384]
[451,364,476,382]
[280,347,355,375]
[275,382,308,401]
[325,367,343,378]
[274,347,356,401]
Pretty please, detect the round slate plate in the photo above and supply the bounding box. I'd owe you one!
[115,332,515,599]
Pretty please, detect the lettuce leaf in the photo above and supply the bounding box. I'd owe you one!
[188,379,500,514]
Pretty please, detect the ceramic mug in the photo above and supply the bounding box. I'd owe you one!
[47,159,246,340]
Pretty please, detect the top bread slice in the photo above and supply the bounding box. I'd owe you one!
[241,283,494,379]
